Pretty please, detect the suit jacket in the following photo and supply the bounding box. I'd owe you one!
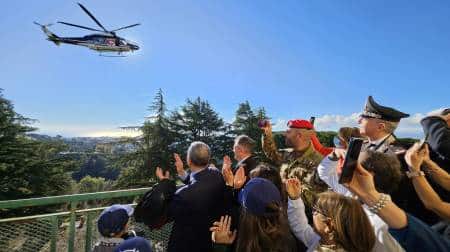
[234,155,259,179]
[168,168,229,252]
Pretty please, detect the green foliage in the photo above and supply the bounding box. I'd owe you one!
[0,90,77,217]
[72,154,119,181]
[316,131,337,147]
[78,176,106,193]
[396,137,418,148]
[168,97,233,164]
[115,89,173,188]
[232,101,269,159]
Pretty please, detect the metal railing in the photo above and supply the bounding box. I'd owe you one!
[0,188,173,252]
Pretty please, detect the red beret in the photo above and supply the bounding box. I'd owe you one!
[287,119,313,129]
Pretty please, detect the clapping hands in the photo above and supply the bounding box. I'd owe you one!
[221,156,247,189]
[156,167,170,181]
[210,215,237,245]
[222,156,234,187]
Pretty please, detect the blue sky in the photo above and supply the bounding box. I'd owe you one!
[1,1,448,137]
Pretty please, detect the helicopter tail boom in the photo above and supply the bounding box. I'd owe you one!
[34,22,60,45]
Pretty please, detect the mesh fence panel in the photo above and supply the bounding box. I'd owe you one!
[0,218,53,252]
[0,210,173,252]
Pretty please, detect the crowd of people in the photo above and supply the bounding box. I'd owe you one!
[91,96,450,252]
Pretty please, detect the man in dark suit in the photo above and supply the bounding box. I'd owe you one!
[156,141,229,252]
[221,135,259,191]
[232,135,259,179]
[221,135,259,235]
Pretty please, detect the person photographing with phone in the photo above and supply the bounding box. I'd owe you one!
[344,160,450,251]
[404,142,450,221]
[317,139,405,252]
[286,177,376,252]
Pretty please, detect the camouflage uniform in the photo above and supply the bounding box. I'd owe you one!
[262,133,327,210]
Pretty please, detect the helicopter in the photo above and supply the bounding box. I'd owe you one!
[34,3,140,56]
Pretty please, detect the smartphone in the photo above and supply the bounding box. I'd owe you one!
[338,138,364,184]
[310,116,316,126]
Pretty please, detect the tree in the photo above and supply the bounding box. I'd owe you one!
[78,176,106,193]
[72,154,120,181]
[115,89,174,188]
[0,90,76,216]
[169,97,233,163]
[232,102,269,159]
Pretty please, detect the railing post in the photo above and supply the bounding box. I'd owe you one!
[85,211,94,252]
[49,215,59,252]
[68,201,77,252]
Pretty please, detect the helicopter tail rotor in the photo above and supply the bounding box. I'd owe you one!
[34,21,60,45]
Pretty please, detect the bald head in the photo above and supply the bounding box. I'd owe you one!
[285,128,313,150]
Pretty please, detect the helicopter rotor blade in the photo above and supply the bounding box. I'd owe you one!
[58,21,105,32]
[110,23,141,32]
[77,2,109,33]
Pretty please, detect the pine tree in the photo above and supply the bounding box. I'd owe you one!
[168,97,233,163]
[232,102,269,158]
[115,89,173,188]
[0,89,76,216]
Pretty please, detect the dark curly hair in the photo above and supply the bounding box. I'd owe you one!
[358,150,403,194]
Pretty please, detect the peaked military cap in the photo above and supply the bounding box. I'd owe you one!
[360,96,409,122]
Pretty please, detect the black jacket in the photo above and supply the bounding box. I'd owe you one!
[234,155,259,180]
[167,168,230,252]
[421,116,450,170]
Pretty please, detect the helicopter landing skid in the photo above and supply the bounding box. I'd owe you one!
[99,53,127,57]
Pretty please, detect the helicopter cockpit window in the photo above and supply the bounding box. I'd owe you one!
[118,40,127,46]
[91,36,104,44]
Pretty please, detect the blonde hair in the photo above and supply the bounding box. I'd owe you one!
[316,192,376,252]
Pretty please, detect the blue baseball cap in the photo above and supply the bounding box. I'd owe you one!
[98,204,134,237]
[238,178,282,216]
[114,237,152,252]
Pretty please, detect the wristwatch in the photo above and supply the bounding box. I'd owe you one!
[406,170,425,179]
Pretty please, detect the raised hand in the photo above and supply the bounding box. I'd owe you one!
[405,142,427,172]
[344,163,377,199]
[156,167,170,181]
[174,153,186,177]
[222,155,234,187]
[285,178,302,200]
[233,166,247,189]
[222,155,232,171]
[210,215,237,245]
